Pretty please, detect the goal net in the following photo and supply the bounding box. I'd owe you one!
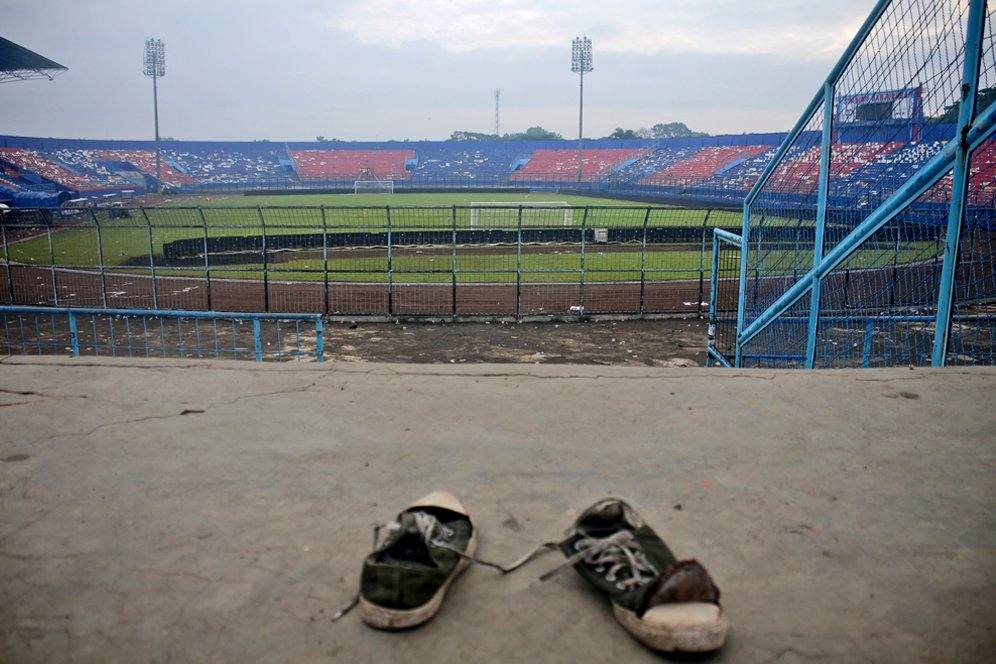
[354,180,395,194]
[469,202,573,228]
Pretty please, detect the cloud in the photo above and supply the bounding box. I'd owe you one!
[327,0,876,59]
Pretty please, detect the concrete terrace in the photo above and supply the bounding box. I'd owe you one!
[1,357,994,662]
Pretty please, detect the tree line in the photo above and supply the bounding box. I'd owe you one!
[447,122,707,142]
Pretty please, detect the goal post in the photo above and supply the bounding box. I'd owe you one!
[353,180,395,194]
[469,201,573,228]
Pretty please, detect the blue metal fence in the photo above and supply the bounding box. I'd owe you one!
[711,0,996,368]
[0,306,324,362]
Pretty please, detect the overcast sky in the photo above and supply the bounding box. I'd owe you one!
[2,0,880,142]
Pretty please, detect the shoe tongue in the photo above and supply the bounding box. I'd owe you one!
[377,513,436,567]
[578,502,633,536]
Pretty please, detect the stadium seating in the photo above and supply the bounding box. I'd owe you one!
[0,148,104,191]
[1,132,977,210]
[684,147,781,199]
[409,143,529,183]
[93,150,197,187]
[290,150,415,180]
[166,148,285,183]
[611,146,702,182]
[509,149,636,181]
[640,145,771,187]
[44,149,142,188]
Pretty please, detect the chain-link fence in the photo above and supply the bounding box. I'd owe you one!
[1,205,747,318]
[716,0,995,368]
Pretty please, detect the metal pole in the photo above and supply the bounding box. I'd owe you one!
[0,222,11,305]
[697,210,712,317]
[153,74,162,190]
[932,0,986,366]
[639,207,650,315]
[91,209,108,308]
[141,207,158,309]
[257,206,269,312]
[198,207,212,311]
[577,68,584,184]
[47,225,58,306]
[805,82,836,369]
[386,206,393,316]
[68,311,79,357]
[516,206,522,318]
[321,205,329,315]
[579,207,588,317]
[451,206,458,317]
[315,316,324,363]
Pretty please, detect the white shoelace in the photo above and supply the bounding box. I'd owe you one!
[539,530,658,590]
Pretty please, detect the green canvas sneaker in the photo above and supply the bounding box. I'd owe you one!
[355,491,478,630]
[545,498,728,652]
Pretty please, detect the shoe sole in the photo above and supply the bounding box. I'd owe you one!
[612,601,729,652]
[359,525,478,630]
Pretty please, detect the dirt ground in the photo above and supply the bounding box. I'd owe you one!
[325,317,708,366]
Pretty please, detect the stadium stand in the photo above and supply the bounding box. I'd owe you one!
[640,145,772,186]
[93,150,197,187]
[291,149,415,180]
[611,146,702,182]
[510,149,635,181]
[165,148,285,184]
[0,130,970,208]
[0,148,103,191]
[409,143,528,183]
[762,142,904,196]
[684,147,782,199]
[44,149,142,188]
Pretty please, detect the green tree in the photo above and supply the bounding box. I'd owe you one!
[605,127,640,139]
[927,86,996,124]
[449,130,500,141]
[650,122,708,138]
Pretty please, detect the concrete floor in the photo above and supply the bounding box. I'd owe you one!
[0,356,994,663]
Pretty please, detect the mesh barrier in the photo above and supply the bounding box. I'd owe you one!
[0,205,739,318]
[726,0,995,368]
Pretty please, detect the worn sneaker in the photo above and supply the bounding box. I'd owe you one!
[544,498,728,652]
[353,491,478,630]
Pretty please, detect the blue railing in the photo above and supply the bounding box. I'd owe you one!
[0,306,324,362]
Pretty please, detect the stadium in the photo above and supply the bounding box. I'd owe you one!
[1,0,995,662]
[1,93,993,367]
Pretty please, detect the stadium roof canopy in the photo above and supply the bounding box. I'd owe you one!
[0,36,67,83]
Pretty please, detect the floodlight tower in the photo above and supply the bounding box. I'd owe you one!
[571,36,592,184]
[143,38,165,192]
[495,88,501,137]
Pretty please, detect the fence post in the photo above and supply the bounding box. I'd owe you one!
[697,210,712,317]
[140,207,158,309]
[321,205,329,315]
[257,206,269,313]
[386,206,393,316]
[451,206,458,318]
[68,311,79,357]
[253,318,263,362]
[639,207,650,316]
[89,209,108,309]
[45,224,59,306]
[805,81,836,369]
[198,207,212,311]
[579,207,588,317]
[932,0,986,366]
[0,222,11,305]
[516,206,523,318]
[861,320,875,368]
[315,315,324,363]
